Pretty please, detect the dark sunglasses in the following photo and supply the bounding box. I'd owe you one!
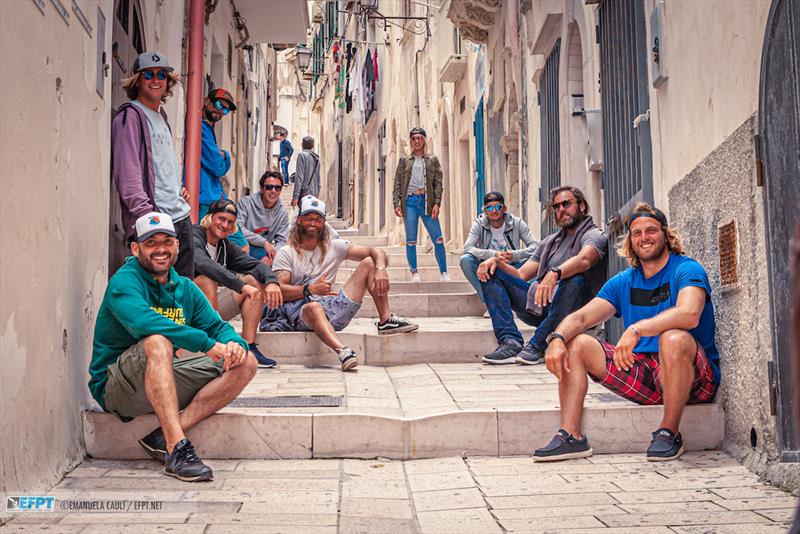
[141,69,169,81]
[213,100,231,115]
[484,204,504,212]
[552,199,575,211]
[262,184,283,191]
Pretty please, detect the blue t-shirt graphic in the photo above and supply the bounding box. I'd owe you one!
[596,254,720,384]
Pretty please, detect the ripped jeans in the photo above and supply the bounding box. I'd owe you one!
[403,193,447,273]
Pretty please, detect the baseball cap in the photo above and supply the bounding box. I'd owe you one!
[135,212,177,241]
[208,88,237,111]
[300,195,326,218]
[409,127,427,138]
[132,51,174,73]
[208,199,238,218]
[483,191,505,205]
[626,207,669,231]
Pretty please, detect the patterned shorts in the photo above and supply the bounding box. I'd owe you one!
[591,339,717,405]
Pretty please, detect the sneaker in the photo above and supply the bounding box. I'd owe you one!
[533,429,593,462]
[410,272,422,283]
[516,343,545,365]
[138,427,167,464]
[164,439,213,482]
[376,314,419,335]
[482,340,523,364]
[440,272,451,282]
[338,347,359,371]
[482,310,491,319]
[646,428,685,462]
[249,343,277,368]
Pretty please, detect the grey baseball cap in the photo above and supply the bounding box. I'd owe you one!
[132,51,174,73]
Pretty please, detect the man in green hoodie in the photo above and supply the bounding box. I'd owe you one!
[89,212,257,482]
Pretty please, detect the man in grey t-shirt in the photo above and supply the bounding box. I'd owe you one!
[477,186,608,365]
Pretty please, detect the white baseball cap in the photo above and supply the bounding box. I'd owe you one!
[300,195,326,218]
[132,51,174,73]
[135,212,177,241]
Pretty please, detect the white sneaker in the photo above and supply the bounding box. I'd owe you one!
[440,272,451,282]
[410,273,422,283]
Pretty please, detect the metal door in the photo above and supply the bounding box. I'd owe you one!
[109,0,146,276]
[598,0,653,340]
[473,97,487,215]
[539,40,561,238]
[759,0,800,461]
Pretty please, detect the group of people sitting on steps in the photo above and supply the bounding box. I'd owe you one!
[92,53,720,483]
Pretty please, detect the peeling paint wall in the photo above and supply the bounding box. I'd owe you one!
[0,0,114,507]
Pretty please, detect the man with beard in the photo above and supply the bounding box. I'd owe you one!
[261,196,418,370]
[533,204,719,462]
[478,186,608,365]
[192,199,283,368]
[89,212,257,482]
[197,88,248,250]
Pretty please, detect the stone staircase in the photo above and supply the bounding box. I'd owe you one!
[83,210,724,461]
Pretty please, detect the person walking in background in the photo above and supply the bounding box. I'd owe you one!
[291,136,321,209]
[277,131,294,185]
[196,88,248,251]
[461,191,538,304]
[112,51,194,277]
[392,127,449,282]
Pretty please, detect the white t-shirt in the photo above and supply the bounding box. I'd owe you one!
[206,242,218,260]
[272,238,351,285]
[406,156,426,195]
[489,226,506,251]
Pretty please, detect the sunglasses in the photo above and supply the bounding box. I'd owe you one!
[262,184,282,191]
[141,69,169,81]
[484,204,504,212]
[552,199,575,211]
[213,100,231,115]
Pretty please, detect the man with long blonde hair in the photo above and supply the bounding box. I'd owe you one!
[112,52,193,276]
[533,203,720,462]
[261,196,418,370]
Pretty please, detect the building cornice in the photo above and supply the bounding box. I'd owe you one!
[446,0,502,44]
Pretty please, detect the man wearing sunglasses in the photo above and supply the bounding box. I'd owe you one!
[237,171,290,265]
[196,88,249,251]
[461,192,538,305]
[113,51,195,277]
[478,186,608,366]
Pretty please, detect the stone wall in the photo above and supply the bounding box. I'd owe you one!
[668,115,799,490]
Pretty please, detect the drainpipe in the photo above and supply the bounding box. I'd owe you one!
[184,0,205,222]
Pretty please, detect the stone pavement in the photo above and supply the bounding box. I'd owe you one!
[2,451,797,533]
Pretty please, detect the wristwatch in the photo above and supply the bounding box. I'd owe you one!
[549,266,562,280]
[546,332,566,345]
[303,284,311,298]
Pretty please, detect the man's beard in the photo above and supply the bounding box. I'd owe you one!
[203,108,220,123]
[298,224,322,241]
[557,212,583,230]
[636,240,668,263]
[139,253,177,276]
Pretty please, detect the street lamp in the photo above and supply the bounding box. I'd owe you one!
[295,46,312,71]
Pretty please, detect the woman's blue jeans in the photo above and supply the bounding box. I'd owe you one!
[404,194,447,273]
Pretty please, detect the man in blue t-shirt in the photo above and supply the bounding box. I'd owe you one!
[533,203,720,463]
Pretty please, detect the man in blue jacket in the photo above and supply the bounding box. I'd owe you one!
[277,132,293,185]
[197,88,248,249]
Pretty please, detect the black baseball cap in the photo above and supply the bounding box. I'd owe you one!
[208,199,238,218]
[409,127,427,138]
[483,191,505,205]
[626,207,668,231]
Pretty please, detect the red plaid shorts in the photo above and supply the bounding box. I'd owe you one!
[591,340,717,405]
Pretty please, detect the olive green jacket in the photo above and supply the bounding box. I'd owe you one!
[392,154,443,216]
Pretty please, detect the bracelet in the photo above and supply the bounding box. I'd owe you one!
[546,332,566,345]
[303,284,311,298]
[629,324,641,336]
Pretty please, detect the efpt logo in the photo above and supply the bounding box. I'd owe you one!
[6,496,55,512]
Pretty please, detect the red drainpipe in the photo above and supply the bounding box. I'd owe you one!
[184,0,205,222]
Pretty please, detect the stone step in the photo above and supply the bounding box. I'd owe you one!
[346,235,388,247]
[334,280,475,294]
[337,228,360,237]
[343,254,462,269]
[355,292,484,318]
[336,266,465,283]
[256,317,525,364]
[328,219,351,230]
[83,363,724,460]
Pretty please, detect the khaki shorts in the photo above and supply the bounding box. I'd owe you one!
[217,286,241,321]
[103,339,222,419]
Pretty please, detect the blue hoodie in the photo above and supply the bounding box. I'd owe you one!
[199,121,231,206]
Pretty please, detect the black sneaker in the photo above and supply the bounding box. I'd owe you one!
[516,343,545,365]
[138,427,167,464]
[646,427,685,462]
[338,347,359,371]
[482,340,523,364]
[249,343,277,368]
[165,439,213,482]
[533,429,593,462]
[376,314,419,335]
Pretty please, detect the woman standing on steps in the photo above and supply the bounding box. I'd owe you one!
[392,127,450,282]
